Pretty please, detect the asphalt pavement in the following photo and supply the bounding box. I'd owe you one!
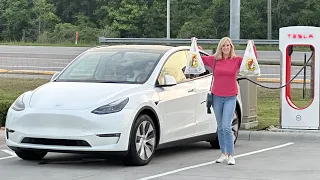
[1,129,320,180]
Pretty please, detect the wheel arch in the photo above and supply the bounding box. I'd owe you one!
[129,106,161,148]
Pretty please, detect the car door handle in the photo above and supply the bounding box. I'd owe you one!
[188,88,195,93]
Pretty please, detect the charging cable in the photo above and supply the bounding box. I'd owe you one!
[237,52,314,89]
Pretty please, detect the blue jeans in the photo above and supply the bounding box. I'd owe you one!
[212,94,237,155]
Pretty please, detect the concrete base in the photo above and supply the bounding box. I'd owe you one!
[240,120,258,130]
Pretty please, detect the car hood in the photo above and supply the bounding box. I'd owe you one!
[29,82,141,110]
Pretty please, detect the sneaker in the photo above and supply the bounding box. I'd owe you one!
[228,155,235,165]
[215,154,227,163]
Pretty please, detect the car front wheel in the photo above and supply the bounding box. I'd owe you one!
[122,114,157,166]
[15,150,47,160]
[210,109,240,149]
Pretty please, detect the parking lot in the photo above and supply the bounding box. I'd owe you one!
[1,130,320,180]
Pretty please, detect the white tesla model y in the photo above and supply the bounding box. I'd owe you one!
[5,45,243,166]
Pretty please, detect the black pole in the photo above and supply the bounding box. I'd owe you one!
[303,53,306,99]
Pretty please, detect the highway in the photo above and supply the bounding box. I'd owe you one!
[0,45,313,87]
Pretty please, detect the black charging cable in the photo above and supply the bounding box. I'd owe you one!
[237,51,314,89]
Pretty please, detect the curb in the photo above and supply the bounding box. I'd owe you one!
[0,69,9,73]
[239,130,320,142]
[0,69,310,84]
[256,78,310,84]
[1,70,56,75]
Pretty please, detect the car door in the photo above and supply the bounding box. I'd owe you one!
[189,53,218,136]
[156,50,198,143]
[193,74,217,136]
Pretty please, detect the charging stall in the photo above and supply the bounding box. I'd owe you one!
[280,26,320,129]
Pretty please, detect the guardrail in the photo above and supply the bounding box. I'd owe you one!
[98,37,279,45]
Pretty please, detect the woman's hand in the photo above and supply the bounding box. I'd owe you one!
[248,39,254,45]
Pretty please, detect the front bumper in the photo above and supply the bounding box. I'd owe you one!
[5,107,136,153]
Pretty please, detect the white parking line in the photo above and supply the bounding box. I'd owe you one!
[138,142,294,180]
[2,149,16,156]
[0,156,16,161]
[0,149,17,161]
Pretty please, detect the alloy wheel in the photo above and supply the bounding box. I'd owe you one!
[135,121,156,160]
[232,111,239,143]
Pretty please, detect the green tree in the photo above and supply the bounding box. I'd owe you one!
[142,0,167,37]
[240,0,268,39]
[1,0,32,41]
[171,0,211,38]
[32,0,60,42]
[107,0,148,37]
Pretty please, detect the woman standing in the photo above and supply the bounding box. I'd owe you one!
[199,37,257,165]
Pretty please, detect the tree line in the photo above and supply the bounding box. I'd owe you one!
[0,0,319,44]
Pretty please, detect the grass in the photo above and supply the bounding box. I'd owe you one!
[0,78,314,130]
[256,88,281,130]
[0,78,49,126]
[0,78,49,101]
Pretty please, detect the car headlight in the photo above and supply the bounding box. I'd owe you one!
[11,94,25,111]
[91,97,129,115]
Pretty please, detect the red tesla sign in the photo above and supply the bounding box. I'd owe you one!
[288,33,314,39]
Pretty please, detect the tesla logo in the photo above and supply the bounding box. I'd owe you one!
[296,115,301,121]
[288,34,314,39]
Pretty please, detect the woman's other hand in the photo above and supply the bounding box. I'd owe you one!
[247,39,254,45]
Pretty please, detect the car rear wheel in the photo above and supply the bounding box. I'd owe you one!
[15,150,47,160]
[210,109,240,149]
[122,114,157,166]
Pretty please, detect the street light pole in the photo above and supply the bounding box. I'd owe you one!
[230,0,240,39]
[267,0,272,39]
[167,0,170,39]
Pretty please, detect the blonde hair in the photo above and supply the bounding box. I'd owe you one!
[213,37,236,60]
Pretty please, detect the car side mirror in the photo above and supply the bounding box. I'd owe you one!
[158,75,177,87]
[50,72,60,82]
[164,75,177,86]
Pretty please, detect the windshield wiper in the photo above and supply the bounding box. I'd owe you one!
[96,81,122,83]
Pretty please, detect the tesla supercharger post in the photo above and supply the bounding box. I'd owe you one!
[280,26,320,129]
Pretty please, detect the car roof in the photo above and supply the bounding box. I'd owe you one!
[88,45,176,52]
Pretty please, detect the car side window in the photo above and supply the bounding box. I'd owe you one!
[158,51,188,85]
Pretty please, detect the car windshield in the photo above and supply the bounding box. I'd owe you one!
[55,48,164,84]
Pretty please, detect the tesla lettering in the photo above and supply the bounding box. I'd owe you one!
[288,33,314,39]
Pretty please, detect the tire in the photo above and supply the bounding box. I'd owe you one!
[15,150,47,160]
[210,109,240,149]
[122,114,157,166]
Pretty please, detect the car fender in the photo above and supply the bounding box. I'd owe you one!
[126,105,162,150]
